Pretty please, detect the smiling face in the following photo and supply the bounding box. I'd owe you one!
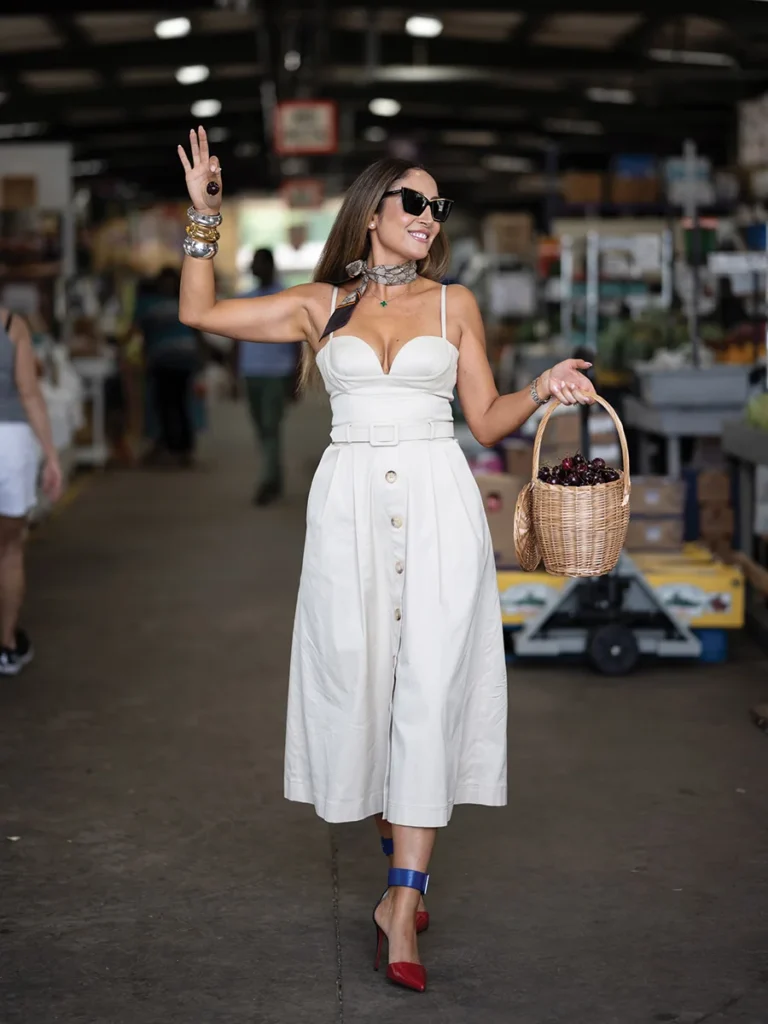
[368,167,441,266]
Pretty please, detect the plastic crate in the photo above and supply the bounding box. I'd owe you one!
[633,365,751,408]
[693,628,729,663]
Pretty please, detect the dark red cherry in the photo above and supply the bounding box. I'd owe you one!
[591,457,606,470]
[561,457,574,472]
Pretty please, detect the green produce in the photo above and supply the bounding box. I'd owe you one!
[746,393,768,431]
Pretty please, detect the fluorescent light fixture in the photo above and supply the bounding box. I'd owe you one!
[649,48,736,67]
[191,98,222,118]
[482,154,534,173]
[369,97,401,117]
[154,17,191,40]
[586,86,634,105]
[364,125,388,143]
[543,117,603,136]
[0,122,44,139]
[175,65,210,86]
[405,15,443,38]
[284,50,301,72]
[72,159,106,176]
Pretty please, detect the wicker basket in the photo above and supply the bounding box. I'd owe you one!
[526,395,631,577]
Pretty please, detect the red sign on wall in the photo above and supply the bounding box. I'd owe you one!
[274,100,338,156]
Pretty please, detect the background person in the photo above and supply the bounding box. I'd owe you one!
[238,248,301,505]
[136,267,201,467]
[0,309,63,675]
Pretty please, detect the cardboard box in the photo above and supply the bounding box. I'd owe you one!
[503,439,533,479]
[562,172,604,205]
[476,473,526,568]
[608,176,660,204]
[697,469,730,506]
[626,517,684,551]
[699,505,734,540]
[483,213,534,256]
[631,477,685,517]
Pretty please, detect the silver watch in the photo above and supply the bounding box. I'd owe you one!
[530,377,549,406]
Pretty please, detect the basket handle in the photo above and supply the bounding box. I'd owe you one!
[531,393,631,505]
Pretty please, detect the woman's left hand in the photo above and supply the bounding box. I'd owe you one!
[539,359,596,406]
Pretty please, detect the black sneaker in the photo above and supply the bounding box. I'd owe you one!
[14,629,34,667]
[0,647,20,676]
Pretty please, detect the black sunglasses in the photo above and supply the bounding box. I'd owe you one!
[383,186,454,223]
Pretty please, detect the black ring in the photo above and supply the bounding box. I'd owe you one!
[206,181,220,196]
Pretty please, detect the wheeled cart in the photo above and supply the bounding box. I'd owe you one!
[498,545,744,675]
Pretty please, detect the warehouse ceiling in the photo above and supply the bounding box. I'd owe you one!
[1,0,768,204]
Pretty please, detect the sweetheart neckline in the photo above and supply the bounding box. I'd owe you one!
[317,334,458,377]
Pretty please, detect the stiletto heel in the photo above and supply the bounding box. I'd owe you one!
[372,868,429,993]
[381,838,430,934]
[373,921,385,972]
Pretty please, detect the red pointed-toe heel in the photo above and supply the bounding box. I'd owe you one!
[381,838,430,935]
[372,868,429,993]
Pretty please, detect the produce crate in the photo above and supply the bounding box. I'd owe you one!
[632,364,751,408]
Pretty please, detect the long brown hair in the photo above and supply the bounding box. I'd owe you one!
[300,157,451,388]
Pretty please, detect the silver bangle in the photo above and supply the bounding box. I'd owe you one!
[530,377,549,406]
[183,236,218,260]
[187,206,222,227]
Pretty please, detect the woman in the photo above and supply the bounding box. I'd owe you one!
[0,309,62,675]
[177,128,595,992]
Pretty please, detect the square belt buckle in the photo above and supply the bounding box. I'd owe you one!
[369,423,399,446]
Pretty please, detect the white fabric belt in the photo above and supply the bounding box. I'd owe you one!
[330,420,454,446]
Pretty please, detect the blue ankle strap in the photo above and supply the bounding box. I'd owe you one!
[380,837,394,857]
[388,867,429,895]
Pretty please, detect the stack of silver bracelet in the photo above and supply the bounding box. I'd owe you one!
[183,206,222,260]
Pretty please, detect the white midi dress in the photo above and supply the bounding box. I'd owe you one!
[284,285,508,828]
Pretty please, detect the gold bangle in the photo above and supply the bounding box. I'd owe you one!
[186,222,220,243]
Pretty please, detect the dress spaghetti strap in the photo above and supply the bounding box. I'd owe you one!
[440,284,447,339]
[329,286,339,340]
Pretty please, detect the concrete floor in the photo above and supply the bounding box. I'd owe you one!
[2,396,768,1024]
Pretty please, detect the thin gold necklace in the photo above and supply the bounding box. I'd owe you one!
[369,284,413,309]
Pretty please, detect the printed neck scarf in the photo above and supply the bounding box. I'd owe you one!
[320,260,418,340]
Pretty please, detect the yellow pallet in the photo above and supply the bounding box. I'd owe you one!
[498,554,745,630]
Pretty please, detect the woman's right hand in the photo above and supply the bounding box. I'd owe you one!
[177,126,222,214]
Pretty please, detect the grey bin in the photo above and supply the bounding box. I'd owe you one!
[632,364,751,408]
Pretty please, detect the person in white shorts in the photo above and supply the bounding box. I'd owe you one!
[0,310,63,675]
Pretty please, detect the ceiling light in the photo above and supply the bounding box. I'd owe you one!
[649,48,736,67]
[207,127,229,143]
[482,154,534,173]
[72,159,106,176]
[284,50,301,72]
[369,97,401,117]
[364,126,388,143]
[154,17,191,40]
[405,15,443,38]
[175,65,210,86]
[543,117,603,136]
[191,99,222,118]
[0,122,44,139]
[586,86,634,105]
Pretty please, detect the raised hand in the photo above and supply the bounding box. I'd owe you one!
[540,358,596,405]
[177,126,222,214]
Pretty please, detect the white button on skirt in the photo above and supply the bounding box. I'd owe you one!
[284,437,508,828]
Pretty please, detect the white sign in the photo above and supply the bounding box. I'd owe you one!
[274,101,338,155]
[708,252,768,276]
